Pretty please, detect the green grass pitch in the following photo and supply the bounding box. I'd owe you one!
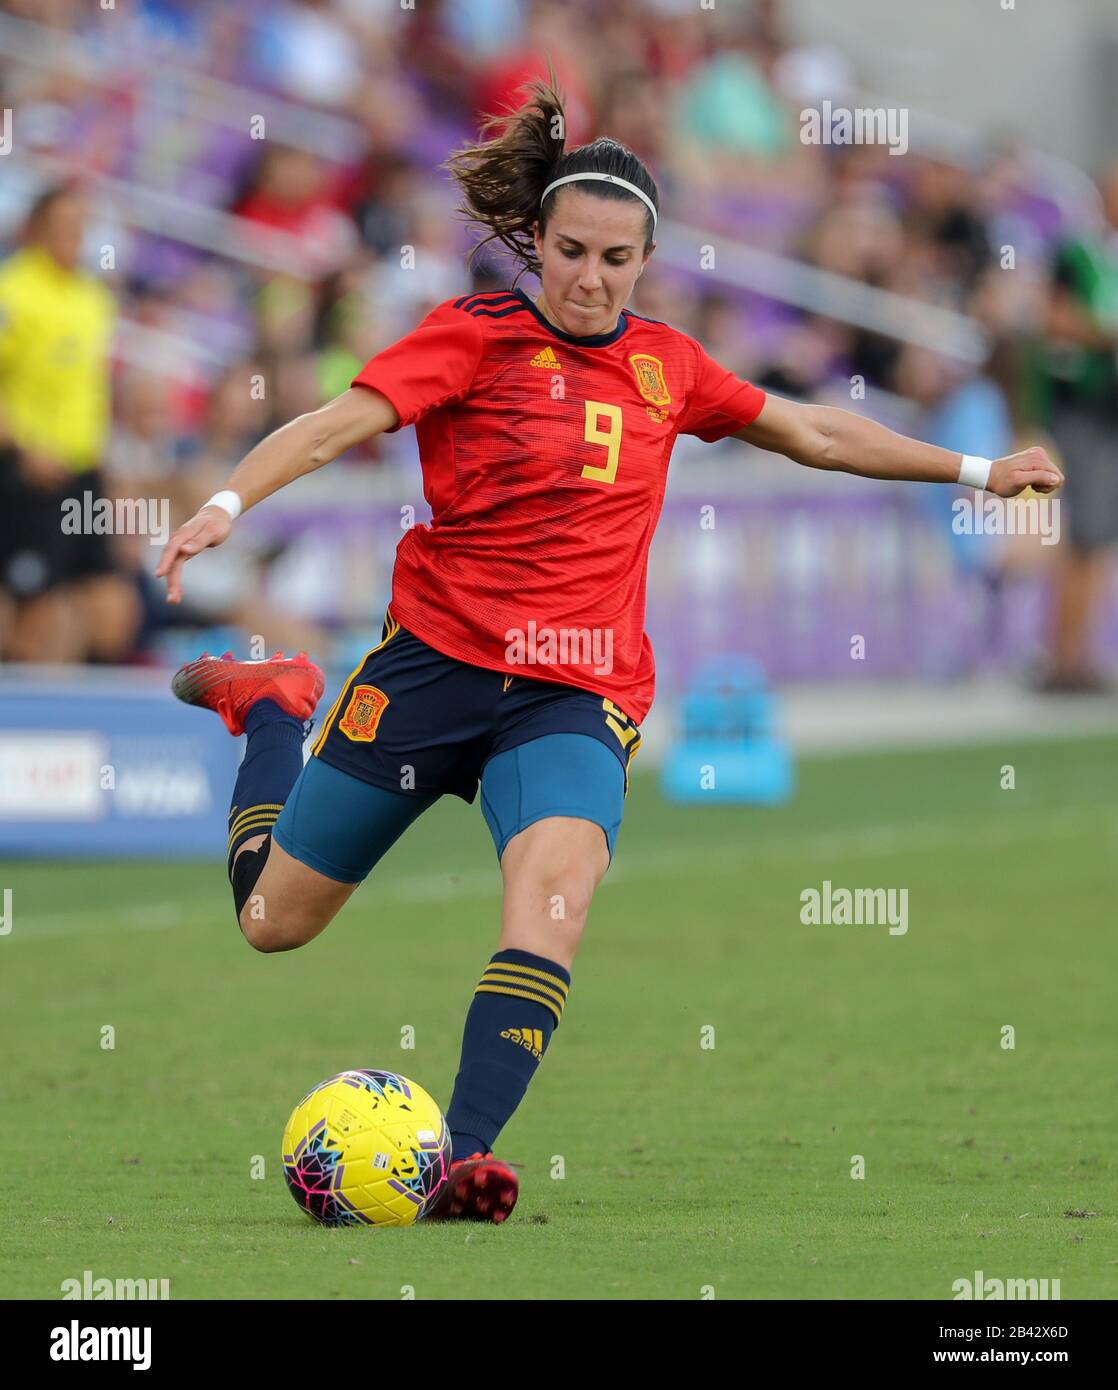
[2,733,1115,1300]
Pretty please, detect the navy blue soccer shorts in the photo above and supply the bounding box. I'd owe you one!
[271,610,642,883]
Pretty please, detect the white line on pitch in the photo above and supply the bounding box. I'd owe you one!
[9,804,1113,938]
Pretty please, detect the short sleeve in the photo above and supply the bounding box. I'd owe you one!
[677,339,766,443]
[351,300,484,432]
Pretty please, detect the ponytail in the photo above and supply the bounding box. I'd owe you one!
[442,65,658,282]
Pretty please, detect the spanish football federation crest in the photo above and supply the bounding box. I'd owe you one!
[629,352,671,423]
[339,684,389,742]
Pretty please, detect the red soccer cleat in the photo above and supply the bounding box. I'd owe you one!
[421,1152,520,1225]
[171,650,324,737]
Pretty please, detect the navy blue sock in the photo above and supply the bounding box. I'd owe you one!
[227,699,307,878]
[446,948,571,1161]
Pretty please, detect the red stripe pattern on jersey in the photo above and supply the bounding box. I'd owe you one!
[351,288,765,723]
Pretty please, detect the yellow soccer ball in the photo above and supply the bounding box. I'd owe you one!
[281,1070,451,1226]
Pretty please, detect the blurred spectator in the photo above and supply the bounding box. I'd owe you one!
[106,367,182,487]
[667,11,825,198]
[439,0,526,62]
[231,146,360,278]
[357,187,465,341]
[893,344,1017,671]
[0,186,139,662]
[472,0,596,144]
[126,360,327,662]
[247,0,364,107]
[904,158,993,297]
[596,70,671,172]
[1035,163,1118,692]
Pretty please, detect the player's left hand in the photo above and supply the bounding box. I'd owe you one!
[156,505,233,604]
[987,446,1064,497]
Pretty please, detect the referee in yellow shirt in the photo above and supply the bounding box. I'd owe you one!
[0,185,138,662]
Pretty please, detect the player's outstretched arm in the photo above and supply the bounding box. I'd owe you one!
[156,386,398,603]
[733,394,1064,498]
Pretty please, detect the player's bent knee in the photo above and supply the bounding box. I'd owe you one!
[539,871,596,927]
[236,836,360,952]
[238,903,326,953]
[508,858,599,932]
[514,841,603,918]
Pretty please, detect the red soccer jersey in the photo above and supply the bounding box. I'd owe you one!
[351,288,765,723]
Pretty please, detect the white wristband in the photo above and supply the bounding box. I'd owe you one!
[202,489,243,521]
[957,454,992,491]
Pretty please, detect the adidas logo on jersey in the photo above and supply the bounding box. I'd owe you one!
[529,346,561,369]
[500,1027,544,1058]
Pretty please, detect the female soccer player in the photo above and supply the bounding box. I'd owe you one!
[157,79,1063,1224]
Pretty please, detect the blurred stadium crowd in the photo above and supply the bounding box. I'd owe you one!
[0,0,1115,687]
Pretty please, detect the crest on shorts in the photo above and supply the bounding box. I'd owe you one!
[339,684,389,742]
[629,353,671,408]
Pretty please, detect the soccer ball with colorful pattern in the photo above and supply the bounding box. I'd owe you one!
[281,1070,452,1226]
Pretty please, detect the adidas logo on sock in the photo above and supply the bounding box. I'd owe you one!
[500,1027,544,1058]
[529,346,561,369]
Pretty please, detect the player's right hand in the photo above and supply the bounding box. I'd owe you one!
[987,446,1064,497]
[156,505,233,604]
